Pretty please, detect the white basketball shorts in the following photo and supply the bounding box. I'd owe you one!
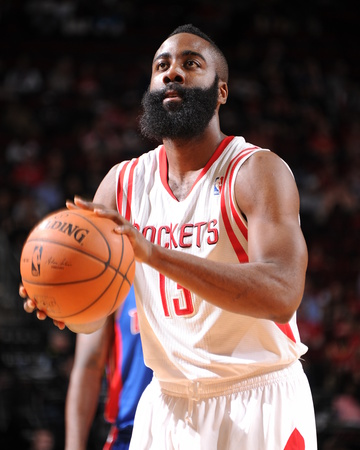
[129,361,317,450]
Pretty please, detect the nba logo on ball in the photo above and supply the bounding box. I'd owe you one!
[31,246,42,277]
[20,208,135,330]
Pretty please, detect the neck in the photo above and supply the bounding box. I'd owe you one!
[163,119,226,172]
[162,123,227,201]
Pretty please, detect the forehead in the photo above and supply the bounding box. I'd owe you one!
[154,32,215,65]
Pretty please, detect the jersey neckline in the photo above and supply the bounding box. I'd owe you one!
[159,136,235,201]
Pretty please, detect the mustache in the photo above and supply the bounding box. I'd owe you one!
[147,83,199,101]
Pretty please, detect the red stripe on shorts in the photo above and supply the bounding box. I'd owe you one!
[284,428,305,450]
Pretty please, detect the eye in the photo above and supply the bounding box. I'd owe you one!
[155,61,168,71]
[185,59,200,69]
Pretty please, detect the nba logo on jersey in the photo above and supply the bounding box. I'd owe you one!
[214,176,224,195]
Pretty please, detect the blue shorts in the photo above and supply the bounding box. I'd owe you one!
[103,425,133,450]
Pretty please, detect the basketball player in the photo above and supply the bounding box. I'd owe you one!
[23,24,318,449]
[65,286,152,450]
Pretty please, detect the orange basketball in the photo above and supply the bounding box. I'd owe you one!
[20,208,135,328]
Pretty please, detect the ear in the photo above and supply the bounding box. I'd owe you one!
[218,81,228,105]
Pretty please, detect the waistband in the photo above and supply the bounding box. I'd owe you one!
[157,361,303,400]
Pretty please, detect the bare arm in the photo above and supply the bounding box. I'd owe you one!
[65,315,114,450]
[85,152,307,324]
[142,152,307,322]
[234,151,308,321]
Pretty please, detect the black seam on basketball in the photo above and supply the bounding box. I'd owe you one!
[122,257,135,286]
[100,236,135,317]
[22,255,133,287]
[47,267,130,320]
[30,208,113,259]
[57,277,126,319]
[50,236,134,320]
[102,233,127,315]
[25,237,111,264]
[23,211,135,320]
[22,236,114,285]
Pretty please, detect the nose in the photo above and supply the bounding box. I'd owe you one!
[163,63,184,85]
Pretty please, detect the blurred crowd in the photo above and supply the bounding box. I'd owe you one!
[0,1,359,449]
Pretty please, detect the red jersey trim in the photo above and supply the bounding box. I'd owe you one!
[284,428,305,450]
[159,147,174,198]
[220,146,260,263]
[125,159,138,221]
[117,159,139,221]
[117,161,130,216]
[275,323,296,343]
[227,149,258,241]
[104,320,123,423]
[159,136,235,201]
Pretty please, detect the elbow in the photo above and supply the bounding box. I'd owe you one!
[272,262,306,323]
[269,283,304,324]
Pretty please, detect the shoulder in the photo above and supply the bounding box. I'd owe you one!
[93,163,121,208]
[118,146,163,174]
[235,150,300,217]
[240,150,292,179]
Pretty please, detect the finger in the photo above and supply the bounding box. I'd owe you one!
[36,310,47,321]
[53,320,66,330]
[93,207,117,218]
[67,198,99,211]
[24,299,36,313]
[74,196,108,213]
[94,208,130,228]
[114,224,134,235]
[19,284,27,298]
[65,199,78,210]
[74,196,96,209]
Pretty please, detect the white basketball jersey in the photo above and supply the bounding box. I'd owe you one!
[116,136,308,385]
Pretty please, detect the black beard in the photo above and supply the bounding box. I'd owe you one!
[139,75,219,141]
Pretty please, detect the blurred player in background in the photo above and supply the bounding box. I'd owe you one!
[65,286,152,450]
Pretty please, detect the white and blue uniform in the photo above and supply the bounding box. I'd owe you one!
[116,136,317,449]
[103,286,153,450]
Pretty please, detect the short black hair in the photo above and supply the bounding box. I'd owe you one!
[168,24,229,83]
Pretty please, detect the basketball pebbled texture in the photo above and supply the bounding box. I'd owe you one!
[20,208,135,325]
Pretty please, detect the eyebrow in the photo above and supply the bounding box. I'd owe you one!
[153,50,207,64]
